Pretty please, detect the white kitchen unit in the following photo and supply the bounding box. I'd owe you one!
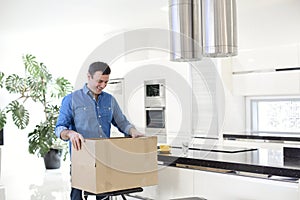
[232,70,300,96]
[154,141,300,200]
[193,169,298,200]
[230,43,300,96]
[231,44,299,73]
[140,165,195,200]
[140,165,298,200]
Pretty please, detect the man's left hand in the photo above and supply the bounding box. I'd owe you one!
[129,128,145,138]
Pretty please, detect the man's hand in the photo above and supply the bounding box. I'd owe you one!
[129,127,145,138]
[69,131,85,150]
[62,130,84,150]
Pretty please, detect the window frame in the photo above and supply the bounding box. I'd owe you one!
[246,95,300,134]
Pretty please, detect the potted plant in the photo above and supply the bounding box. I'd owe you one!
[0,54,73,169]
[0,72,7,145]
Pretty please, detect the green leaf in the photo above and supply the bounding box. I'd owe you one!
[26,76,44,102]
[22,54,52,82]
[28,122,56,157]
[5,74,27,94]
[51,77,73,98]
[23,54,38,75]
[0,71,4,88]
[7,101,29,129]
[0,109,7,130]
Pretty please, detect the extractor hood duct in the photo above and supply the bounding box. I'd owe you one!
[169,0,202,61]
[169,0,237,61]
[202,0,237,57]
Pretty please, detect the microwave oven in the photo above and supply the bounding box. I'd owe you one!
[144,79,166,107]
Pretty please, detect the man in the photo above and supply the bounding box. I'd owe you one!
[55,61,143,200]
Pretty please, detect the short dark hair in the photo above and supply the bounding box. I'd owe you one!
[88,62,111,77]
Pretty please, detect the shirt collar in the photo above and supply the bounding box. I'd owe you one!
[83,83,104,97]
[83,83,90,94]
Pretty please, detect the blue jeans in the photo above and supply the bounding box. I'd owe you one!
[71,187,109,200]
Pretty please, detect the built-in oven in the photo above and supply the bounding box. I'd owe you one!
[144,79,166,142]
[144,79,166,107]
[145,107,165,129]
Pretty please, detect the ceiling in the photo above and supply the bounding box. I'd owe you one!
[1,0,300,49]
[0,0,169,33]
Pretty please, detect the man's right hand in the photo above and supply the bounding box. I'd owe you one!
[69,131,85,150]
[61,130,85,150]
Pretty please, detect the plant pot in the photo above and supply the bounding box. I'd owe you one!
[0,129,3,145]
[43,148,62,169]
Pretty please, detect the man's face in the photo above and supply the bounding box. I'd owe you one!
[87,71,109,95]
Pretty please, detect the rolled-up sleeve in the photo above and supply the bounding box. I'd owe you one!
[55,94,73,140]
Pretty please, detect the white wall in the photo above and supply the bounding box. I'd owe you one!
[220,0,300,133]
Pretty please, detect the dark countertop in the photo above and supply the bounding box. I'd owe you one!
[223,132,300,142]
[158,145,300,178]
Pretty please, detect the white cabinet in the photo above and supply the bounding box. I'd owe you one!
[232,44,299,73]
[140,166,194,200]
[141,165,299,200]
[232,70,300,96]
[230,43,300,96]
[193,170,298,200]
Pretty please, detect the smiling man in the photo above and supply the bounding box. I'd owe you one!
[55,61,143,200]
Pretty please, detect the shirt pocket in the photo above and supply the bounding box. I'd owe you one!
[100,106,112,121]
[74,106,95,121]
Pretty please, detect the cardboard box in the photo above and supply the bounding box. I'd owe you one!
[71,136,158,194]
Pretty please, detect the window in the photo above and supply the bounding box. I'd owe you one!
[249,97,300,133]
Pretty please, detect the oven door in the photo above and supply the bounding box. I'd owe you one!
[145,107,165,129]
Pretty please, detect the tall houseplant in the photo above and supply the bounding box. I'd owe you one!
[0,72,5,145]
[0,54,73,167]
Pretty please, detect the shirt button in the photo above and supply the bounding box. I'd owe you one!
[99,125,102,128]
[98,115,101,118]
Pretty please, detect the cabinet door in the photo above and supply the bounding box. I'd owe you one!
[193,170,298,200]
[232,71,300,96]
[140,166,194,200]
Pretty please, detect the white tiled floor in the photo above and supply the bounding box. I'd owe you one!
[29,168,71,200]
[0,130,148,200]
[0,128,71,200]
[2,159,71,200]
[2,160,147,200]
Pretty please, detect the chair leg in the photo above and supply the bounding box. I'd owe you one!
[121,194,127,200]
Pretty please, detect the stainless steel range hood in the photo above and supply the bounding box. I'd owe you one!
[202,0,237,57]
[169,0,202,61]
[169,0,237,61]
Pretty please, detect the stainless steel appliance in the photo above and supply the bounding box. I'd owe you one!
[146,107,165,129]
[144,79,166,107]
[145,79,166,141]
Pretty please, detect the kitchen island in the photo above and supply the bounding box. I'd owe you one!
[223,131,300,142]
[140,144,300,200]
[158,145,300,178]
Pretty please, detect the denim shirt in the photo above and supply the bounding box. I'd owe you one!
[55,84,133,140]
